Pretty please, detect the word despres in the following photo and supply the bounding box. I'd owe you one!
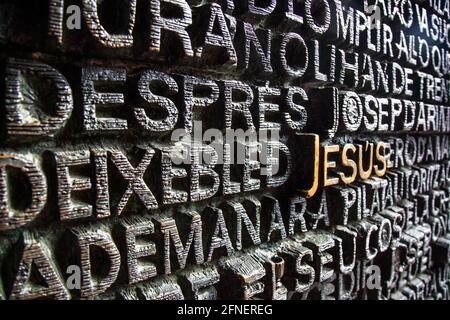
[0,0,449,301]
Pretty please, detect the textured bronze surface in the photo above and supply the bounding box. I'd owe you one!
[0,0,449,300]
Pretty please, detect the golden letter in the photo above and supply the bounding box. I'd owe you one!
[339,144,357,184]
[358,142,374,180]
[374,142,387,177]
[323,145,340,187]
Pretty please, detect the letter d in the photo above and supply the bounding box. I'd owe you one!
[5,58,73,138]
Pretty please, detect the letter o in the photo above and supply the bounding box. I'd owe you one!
[342,92,363,132]
[279,33,309,78]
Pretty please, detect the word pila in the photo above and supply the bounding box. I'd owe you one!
[2,152,450,299]
[0,137,392,231]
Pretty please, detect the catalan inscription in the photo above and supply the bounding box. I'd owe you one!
[0,0,449,300]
